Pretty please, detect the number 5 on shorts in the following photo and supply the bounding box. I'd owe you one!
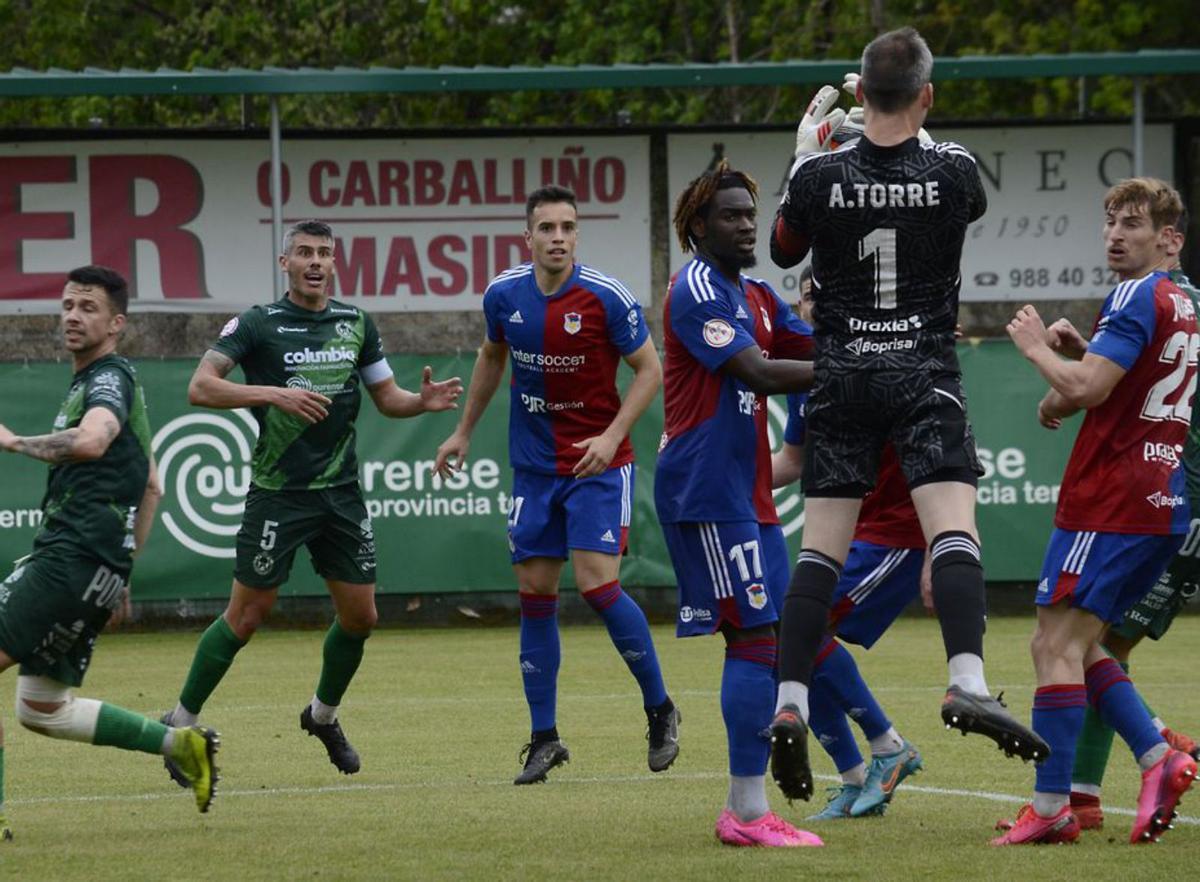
[260,519,279,552]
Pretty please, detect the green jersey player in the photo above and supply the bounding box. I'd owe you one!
[161,221,462,779]
[0,267,219,841]
[1067,214,1200,829]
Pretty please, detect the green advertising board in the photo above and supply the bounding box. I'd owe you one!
[0,340,1074,598]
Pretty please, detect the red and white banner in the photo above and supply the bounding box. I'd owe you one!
[0,136,651,313]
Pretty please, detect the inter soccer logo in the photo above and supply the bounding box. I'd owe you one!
[564,312,582,335]
[152,409,258,558]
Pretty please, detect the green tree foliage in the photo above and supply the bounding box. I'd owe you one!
[1,0,1196,128]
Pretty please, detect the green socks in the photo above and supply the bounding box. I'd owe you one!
[92,704,170,754]
[1071,704,1117,787]
[179,617,246,715]
[315,620,369,708]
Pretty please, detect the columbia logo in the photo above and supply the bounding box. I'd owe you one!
[509,310,524,323]
[735,305,749,319]
[600,529,616,543]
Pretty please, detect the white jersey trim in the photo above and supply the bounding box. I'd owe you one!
[580,266,638,309]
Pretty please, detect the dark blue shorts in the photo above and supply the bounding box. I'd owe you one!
[1036,528,1183,624]
[663,521,781,637]
[507,465,633,563]
[828,540,923,649]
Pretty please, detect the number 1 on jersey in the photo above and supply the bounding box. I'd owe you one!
[858,227,898,310]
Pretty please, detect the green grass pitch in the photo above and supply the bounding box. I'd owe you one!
[1,615,1197,879]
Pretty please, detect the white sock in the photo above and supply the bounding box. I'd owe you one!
[947,653,988,695]
[1071,782,1101,798]
[868,727,904,757]
[775,681,810,721]
[1032,791,1068,817]
[1138,742,1169,771]
[727,775,770,821]
[310,695,338,725]
[160,728,175,756]
[841,763,867,787]
[171,703,198,727]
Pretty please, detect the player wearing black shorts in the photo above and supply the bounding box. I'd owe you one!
[161,221,462,779]
[766,27,1046,802]
[0,267,219,839]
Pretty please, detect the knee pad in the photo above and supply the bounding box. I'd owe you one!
[15,675,101,741]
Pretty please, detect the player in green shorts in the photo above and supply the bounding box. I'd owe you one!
[161,221,462,778]
[0,267,219,841]
[1048,212,1200,829]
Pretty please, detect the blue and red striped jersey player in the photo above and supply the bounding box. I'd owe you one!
[435,185,678,786]
[995,177,1199,846]
[769,267,926,822]
[657,159,820,848]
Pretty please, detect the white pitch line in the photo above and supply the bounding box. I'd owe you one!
[9,770,1199,825]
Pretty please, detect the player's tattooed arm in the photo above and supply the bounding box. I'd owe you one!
[201,349,236,378]
[188,348,331,421]
[0,407,122,463]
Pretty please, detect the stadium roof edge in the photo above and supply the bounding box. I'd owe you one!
[1,50,1198,97]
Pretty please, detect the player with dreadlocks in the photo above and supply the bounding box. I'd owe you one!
[656,159,818,847]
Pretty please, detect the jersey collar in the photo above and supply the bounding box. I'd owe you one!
[529,263,582,300]
[856,134,922,160]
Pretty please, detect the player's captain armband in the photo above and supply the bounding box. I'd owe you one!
[360,358,394,386]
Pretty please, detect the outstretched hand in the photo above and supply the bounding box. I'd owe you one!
[420,365,463,413]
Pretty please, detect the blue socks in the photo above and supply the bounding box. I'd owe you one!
[1086,658,1165,762]
[808,674,863,773]
[812,639,892,740]
[519,593,561,736]
[583,581,668,709]
[1033,684,1088,795]
[722,638,777,776]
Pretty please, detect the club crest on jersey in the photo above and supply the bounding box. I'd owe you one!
[564,312,582,335]
[335,320,355,340]
[760,307,773,332]
[703,319,735,348]
[746,583,767,610]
